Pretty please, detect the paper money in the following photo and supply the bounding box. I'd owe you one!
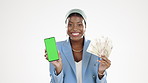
[87,36,113,58]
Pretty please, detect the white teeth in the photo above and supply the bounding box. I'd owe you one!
[72,33,79,35]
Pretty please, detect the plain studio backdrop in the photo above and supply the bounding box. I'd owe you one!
[0,0,148,83]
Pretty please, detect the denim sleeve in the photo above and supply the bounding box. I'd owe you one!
[96,71,107,83]
[49,63,64,83]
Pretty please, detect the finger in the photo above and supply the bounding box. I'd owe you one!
[50,61,59,67]
[97,60,110,67]
[101,55,111,63]
[99,58,111,67]
[97,60,106,66]
[58,51,62,59]
[45,55,48,59]
[45,49,47,53]
[44,53,47,57]
[44,54,48,60]
[46,57,48,60]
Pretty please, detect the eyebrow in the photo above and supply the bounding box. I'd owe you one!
[68,21,82,23]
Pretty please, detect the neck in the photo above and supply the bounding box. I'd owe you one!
[70,37,84,51]
[70,37,84,45]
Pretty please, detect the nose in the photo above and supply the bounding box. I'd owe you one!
[72,24,78,30]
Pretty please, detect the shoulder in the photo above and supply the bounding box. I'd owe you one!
[83,37,91,49]
[56,40,65,45]
[85,38,91,44]
[56,40,66,48]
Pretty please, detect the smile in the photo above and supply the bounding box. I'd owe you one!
[71,32,80,36]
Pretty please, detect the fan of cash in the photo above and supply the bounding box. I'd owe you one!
[87,36,113,58]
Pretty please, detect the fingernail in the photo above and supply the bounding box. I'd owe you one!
[98,60,101,62]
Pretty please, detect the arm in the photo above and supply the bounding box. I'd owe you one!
[50,63,64,83]
[44,50,64,83]
[96,56,111,83]
[96,71,107,83]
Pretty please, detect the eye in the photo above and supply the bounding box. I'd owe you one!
[68,24,72,27]
[78,24,82,26]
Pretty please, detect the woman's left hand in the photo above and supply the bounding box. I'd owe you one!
[97,55,111,77]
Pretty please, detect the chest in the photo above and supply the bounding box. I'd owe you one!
[73,52,82,62]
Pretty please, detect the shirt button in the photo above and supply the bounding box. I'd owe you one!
[94,64,96,66]
[92,75,95,78]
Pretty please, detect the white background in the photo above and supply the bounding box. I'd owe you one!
[0,0,148,83]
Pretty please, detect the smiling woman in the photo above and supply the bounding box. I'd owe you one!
[67,14,86,41]
[44,9,111,83]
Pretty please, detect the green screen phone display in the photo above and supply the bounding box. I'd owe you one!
[44,37,59,62]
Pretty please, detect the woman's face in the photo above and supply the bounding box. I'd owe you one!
[66,16,86,41]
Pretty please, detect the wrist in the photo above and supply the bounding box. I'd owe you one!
[98,70,105,75]
[98,71,105,76]
[98,71,105,79]
[55,66,62,75]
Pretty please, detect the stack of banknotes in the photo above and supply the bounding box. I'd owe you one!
[87,36,113,58]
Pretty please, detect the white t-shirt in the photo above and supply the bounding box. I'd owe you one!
[75,60,82,83]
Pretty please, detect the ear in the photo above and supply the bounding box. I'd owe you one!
[84,24,86,31]
[83,26,86,36]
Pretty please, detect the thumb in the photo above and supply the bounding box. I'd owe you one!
[58,51,62,60]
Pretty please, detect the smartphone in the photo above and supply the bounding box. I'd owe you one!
[44,37,59,62]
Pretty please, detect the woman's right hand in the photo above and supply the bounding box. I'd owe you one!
[44,50,63,75]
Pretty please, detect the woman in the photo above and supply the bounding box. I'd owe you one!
[44,9,111,83]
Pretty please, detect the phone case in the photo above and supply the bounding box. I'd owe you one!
[44,37,59,62]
